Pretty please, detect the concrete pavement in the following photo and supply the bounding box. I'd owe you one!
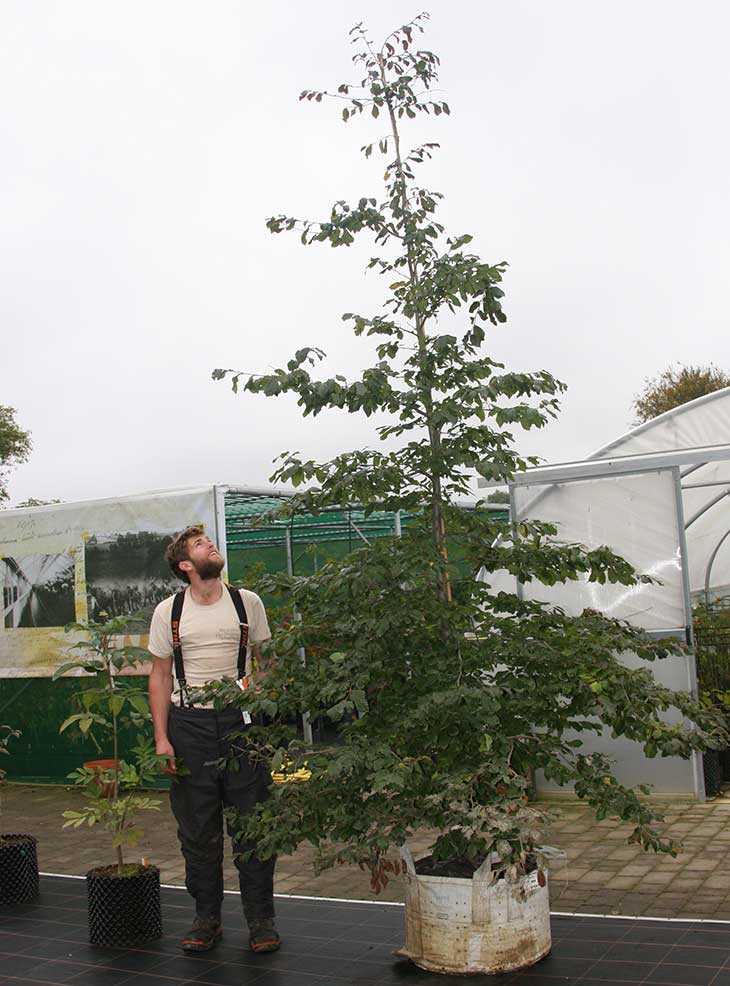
[4,783,730,919]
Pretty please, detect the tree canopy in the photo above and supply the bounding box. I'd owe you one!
[632,364,730,425]
[210,16,726,883]
[0,405,31,503]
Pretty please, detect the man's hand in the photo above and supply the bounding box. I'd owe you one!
[156,737,176,774]
[252,642,275,694]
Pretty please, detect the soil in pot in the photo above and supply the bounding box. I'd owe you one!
[415,852,543,881]
[0,834,39,906]
[86,863,162,946]
[91,863,149,879]
[415,855,480,879]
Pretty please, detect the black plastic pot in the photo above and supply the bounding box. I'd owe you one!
[86,864,162,946]
[703,750,723,798]
[720,747,730,782]
[0,834,39,906]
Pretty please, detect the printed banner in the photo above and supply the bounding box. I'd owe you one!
[0,487,217,677]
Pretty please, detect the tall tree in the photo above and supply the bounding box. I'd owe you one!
[0,406,31,503]
[632,363,730,425]
[211,16,724,882]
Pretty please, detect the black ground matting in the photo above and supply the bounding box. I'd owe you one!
[1,876,730,985]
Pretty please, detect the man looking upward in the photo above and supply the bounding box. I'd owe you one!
[148,526,280,954]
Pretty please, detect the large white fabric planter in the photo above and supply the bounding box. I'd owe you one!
[395,846,551,975]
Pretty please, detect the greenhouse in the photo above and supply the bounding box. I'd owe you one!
[481,386,730,799]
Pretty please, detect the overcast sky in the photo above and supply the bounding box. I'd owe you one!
[2,1,728,507]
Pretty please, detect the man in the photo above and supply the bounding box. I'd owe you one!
[148,525,280,954]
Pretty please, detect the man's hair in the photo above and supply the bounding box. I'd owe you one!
[165,525,205,584]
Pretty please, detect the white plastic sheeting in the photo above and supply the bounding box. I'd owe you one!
[478,389,730,798]
[512,470,685,632]
[589,387,730,600]
[484,466,700,796]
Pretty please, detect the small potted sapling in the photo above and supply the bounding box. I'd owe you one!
[54,613,164,946]
[0,724,39,906]
[213,15,729,975]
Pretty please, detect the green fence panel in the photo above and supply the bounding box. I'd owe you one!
[0,676,151,785]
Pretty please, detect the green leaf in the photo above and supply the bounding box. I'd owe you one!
[109,694,126,717]
[59,714,86,734]
[128,694,149,715]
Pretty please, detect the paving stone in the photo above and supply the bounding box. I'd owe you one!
[608,847,642,860]
[8,782,730,920]
[617,864,654,876]
[640,871,678,885]
[558,868,591,880]
[700,874,730,890]
[685,858,723,871]
[604,876,642,890]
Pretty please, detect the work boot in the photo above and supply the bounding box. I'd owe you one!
[181,916,223,952]
[248,917,281,953]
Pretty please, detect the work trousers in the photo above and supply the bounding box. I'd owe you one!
[168,705,276,923]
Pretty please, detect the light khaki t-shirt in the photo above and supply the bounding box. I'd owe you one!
[148,585,271,707]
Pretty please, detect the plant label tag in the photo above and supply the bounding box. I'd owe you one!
[523,871,541,895]
[236,679,252,723]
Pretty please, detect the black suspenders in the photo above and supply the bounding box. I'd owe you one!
[170,585,249,708]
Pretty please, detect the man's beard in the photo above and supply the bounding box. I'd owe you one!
[192,556,225,581]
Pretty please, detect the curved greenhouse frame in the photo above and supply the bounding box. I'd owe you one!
[480,388,730,798]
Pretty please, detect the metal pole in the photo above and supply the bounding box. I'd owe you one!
[682,480,730,489]
[284,523,294,578]
[684,488,730,530]
[508,483,524,602]
[286,526,313,745]
[674,468,695,655]
[394,510,402,537]
[213,485,229,581]
[672,467,705,802]
[348,519,371,545]
[703,527,730,607]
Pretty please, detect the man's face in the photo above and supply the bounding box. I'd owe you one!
[182,533,224,581]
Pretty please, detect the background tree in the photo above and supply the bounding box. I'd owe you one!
[15,498,62,508]
[0,406,31,503]
[211,15,725,884]
[632,363,730,425]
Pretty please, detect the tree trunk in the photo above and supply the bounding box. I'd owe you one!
[380,56,452,604]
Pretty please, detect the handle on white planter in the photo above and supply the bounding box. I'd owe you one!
[471,857,494,926]
[536,845,567,861]
[473,853,496,883]
[399,844,417,876]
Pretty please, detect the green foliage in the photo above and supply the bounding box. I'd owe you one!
[0,725,21,844]
[632,363,730,425]
[0,724,20,784]
[692,598,730,711]
[54,614,164,872]
[62,741,161,854]
[694,597,730,633]
[212,15,728,885]
[54,614,151,751]
[15,497,62,508]
[486,489,510,504]
[0,405,31,503]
